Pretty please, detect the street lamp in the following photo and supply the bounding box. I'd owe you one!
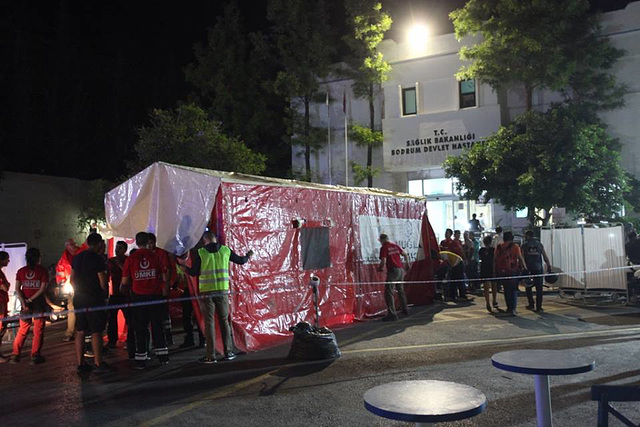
[407,24,430,48]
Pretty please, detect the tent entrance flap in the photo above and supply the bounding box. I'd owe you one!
[105,162,221,255]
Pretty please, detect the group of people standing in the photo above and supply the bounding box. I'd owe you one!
[436,221,552,316]
[0,229,253,372]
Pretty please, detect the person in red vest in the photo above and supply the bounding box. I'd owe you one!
[10,248,49,364]
[377,233,410,321]
[148,233,176,347]
[494,231,527,316]
[121,232,169,370]
[0,251,11,362]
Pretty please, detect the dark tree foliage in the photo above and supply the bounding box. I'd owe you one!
[185,1,290,178]
[446,0,633,224]
[445,106,631,224]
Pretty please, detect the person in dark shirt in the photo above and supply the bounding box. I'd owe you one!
[479,235,498,312]
[626,231,640,264]
[469,213,483,233]
[521,230,551,312]
[71,233,111,373]
[106,241,128,349]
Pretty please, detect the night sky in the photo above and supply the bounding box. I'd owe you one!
[0,0,632,181]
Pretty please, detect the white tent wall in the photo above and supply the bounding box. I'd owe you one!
[584,227,626,290]
[105,163,221,255]
[0,242,27,315]
[541,226,626,291]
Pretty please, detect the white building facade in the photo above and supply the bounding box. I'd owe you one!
[292,2,640,240]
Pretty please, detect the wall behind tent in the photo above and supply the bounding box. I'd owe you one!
[213,181,430,352]
[0,172,92,266]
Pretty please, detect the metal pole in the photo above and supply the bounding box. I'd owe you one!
[327,90,332,185]
[581,224,588,292]
[344,93,349,186]
[534,374,553,427]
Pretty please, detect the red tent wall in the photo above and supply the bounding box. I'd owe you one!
[192,181,435,353]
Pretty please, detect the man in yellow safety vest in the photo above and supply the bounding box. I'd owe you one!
[180,231,253,364]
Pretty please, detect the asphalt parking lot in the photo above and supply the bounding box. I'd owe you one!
[1,293,639,426]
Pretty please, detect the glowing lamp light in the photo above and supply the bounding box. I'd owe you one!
[62,281,74,295]
[407,24,430,48]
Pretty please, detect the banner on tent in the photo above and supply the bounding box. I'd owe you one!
[358,215,421,264]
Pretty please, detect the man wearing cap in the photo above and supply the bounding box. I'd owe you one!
[377,233,410,321]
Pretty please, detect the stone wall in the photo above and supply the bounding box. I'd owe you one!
[0,172,92,267]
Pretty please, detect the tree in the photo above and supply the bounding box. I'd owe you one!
[132,103,266,175]
[265,0,335,182]
[444,105,631,225]
[77,179,115,231]
[451,0,625,112]
[446,0,633,225]
[344,1,392,187]
[349,124,384,185]
[185,1,290,178]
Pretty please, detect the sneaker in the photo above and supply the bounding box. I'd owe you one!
[158,355,170,365]
[84,349,95,358]
[535,308,544,313]
[77,363,93,374]
[134,360,147,370]
[382,314,398,322]
[492,301,499,308]
[179,341,195,349]
[30,355,46,365]
[62,335,74,342]
[223,352,237,361]
[198,356,217,364]
[9,355,19,364]
[94,361,116,374]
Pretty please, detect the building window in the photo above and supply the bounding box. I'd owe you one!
[407,178,457,196]
[459,79,476,109]
[402,87,417,116]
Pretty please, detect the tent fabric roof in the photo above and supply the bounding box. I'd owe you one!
[156,162,426,201]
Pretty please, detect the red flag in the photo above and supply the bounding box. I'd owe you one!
[404,210,439,304]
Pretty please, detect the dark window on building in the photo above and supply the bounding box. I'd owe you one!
[459,79,476,108]
[402,87,417,116]
[301,227,331,270]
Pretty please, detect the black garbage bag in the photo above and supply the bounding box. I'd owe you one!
[288,322,341,360]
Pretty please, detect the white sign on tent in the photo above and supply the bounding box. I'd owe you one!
[358,215,421,264]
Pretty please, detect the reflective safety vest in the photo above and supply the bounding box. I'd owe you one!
[198,246,231,293]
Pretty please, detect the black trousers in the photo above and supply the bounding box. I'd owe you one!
[449,263,466,299]
[131,294,168,361]
[525,270,544,310]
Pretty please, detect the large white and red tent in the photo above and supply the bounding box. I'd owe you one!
[105,162,439,352]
